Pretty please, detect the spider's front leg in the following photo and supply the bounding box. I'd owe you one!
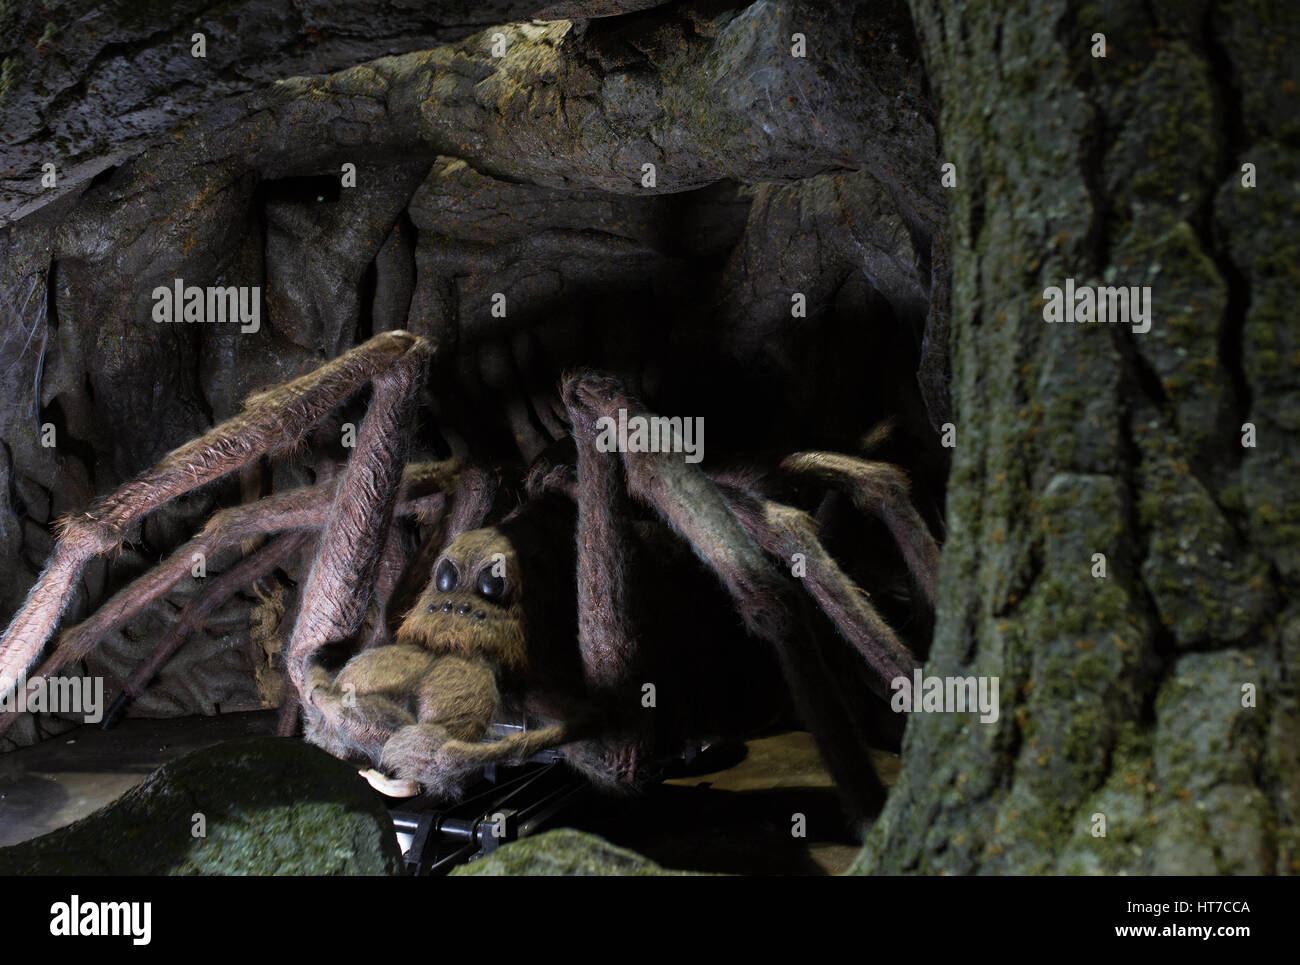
[289,341,432,712]
[374,385,629,796]
[557,371,657,789]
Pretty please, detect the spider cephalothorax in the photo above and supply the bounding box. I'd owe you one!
[402,530,531,675]
[0,332,939,820]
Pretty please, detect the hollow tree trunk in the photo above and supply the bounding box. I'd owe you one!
[0,0,948,750]
[856,0,1298,874]
[0,0,616,225]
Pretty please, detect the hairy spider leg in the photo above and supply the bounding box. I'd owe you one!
[103,531,314,727]
[39,481,347,682]
[780,451,941,607]
[0,331,432,735]
[720,490,922,697]
[561,369,652,786]
[52,466,450,732]
[289,339,431,708]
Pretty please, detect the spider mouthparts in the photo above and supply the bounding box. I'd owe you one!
[359,768,419,798]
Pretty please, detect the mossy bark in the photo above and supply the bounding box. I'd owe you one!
[855,0,1299,874]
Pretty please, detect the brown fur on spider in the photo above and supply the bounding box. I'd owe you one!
[302,516,585,799]
[0,331,940,822]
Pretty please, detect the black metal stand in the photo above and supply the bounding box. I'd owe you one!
[389,752,590,875]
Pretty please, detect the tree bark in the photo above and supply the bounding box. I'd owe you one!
[856,0,1299,874]
[0,0,619,225]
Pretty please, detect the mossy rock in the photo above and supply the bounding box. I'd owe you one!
[451,830,694,876]
[0,737,403,875]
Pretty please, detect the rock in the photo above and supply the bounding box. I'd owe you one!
[0,0,553,225]
[536,1,670,18]
[450,829,692,875]
[0,737,403,875]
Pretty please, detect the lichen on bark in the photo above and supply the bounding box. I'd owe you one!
[856,0,1299,874]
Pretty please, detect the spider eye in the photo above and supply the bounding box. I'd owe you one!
[476,568,506,602]
[434,560,457,593]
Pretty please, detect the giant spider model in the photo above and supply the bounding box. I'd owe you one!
[0,330,938,818]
